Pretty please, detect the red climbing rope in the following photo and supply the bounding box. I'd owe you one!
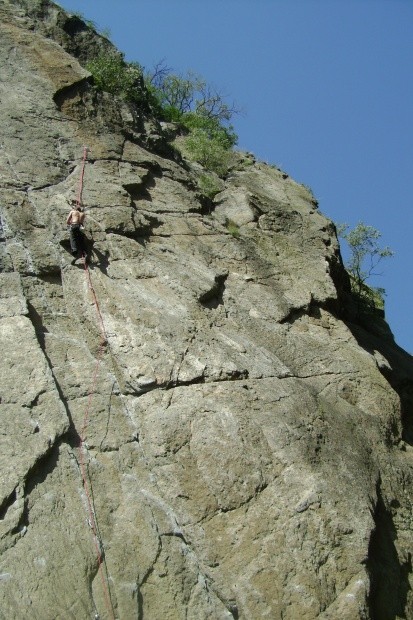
[78,268,113,620]
[75,146,88,210]
[74,147,116,620]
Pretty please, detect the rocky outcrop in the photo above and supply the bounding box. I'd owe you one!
[1,1,413,618]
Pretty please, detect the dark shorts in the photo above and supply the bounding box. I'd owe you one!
[69,224,84,255]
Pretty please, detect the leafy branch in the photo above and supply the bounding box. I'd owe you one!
[337,221,394,311]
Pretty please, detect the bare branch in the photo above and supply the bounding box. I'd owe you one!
[146,58,173,88]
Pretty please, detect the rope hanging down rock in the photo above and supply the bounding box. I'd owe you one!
[74,147,115,620]
[76,146,88,210]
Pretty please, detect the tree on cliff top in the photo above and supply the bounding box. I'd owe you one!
[338,221,394,311]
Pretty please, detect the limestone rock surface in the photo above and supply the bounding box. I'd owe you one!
[1,2,413,619]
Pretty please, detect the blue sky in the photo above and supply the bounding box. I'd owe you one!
[57,0,413,354]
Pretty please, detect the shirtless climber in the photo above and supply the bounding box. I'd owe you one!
[66,203,86,259]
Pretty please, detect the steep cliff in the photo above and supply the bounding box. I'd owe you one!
[1,1,413,619]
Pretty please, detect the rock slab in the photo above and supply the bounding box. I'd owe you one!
[0,1,413,619]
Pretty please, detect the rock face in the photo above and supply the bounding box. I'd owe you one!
[1,1,413,619]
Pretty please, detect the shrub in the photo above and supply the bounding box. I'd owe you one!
[349,277,386,312]
[226,219,241,239]
[302,184,318,202]
[86,53,144,103]
[197,173,224,199]
[175,113,236,175]
[181,113,237,149]
[179,128,232,175]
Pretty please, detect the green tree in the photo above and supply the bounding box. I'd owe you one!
[145,63,240,124]
[155,72,201,116]
[338,221,394,309]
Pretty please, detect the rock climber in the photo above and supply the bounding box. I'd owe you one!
[66,202,86,259]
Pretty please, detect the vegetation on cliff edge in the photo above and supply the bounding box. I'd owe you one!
[86,52,239,176]
[338,221,394,313]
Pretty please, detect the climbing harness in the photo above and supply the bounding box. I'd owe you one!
[74,147,116,620]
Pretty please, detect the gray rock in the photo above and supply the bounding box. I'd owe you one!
[0,1,412,619]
